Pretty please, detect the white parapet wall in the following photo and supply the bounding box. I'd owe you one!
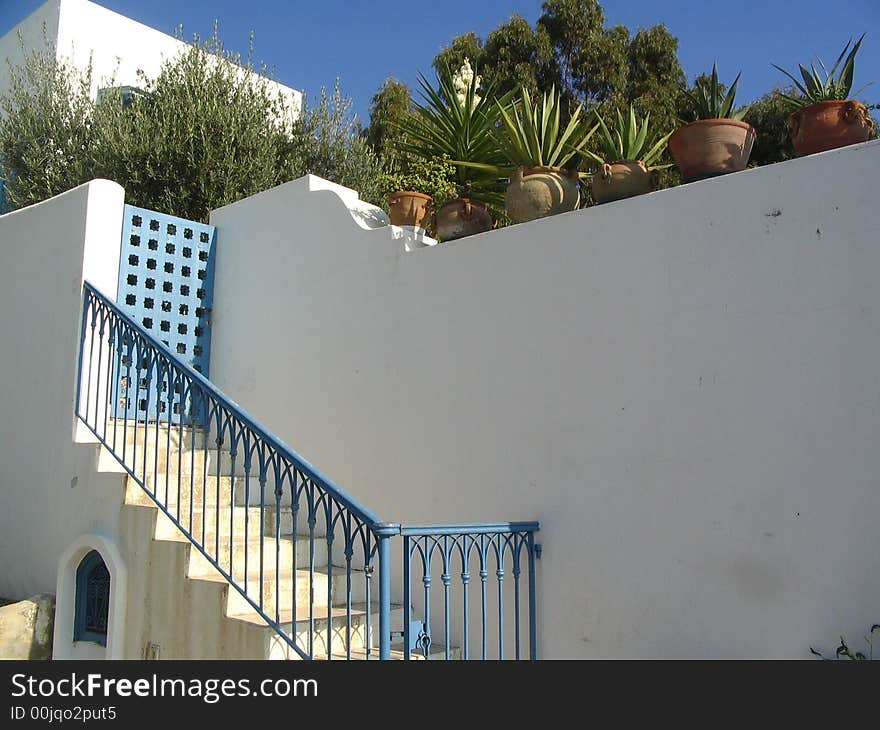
[209,140,880,658]
[0,179,124,599]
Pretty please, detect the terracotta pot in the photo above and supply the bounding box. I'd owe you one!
[388,191,432,228]
[788,100,874,157]
[435,198,493,242]
[591,160,653,204]
[505,166,580,223]
[668,119,756,182]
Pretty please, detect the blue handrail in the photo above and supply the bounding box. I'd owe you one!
[80,281,381,525]
[76,281,540,659]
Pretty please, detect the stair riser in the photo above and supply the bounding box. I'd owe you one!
[101,422,211,452]
[223,568,370,615]
[127,472,292,509]
[264,608,405,658]
[154,507,290,540]
[186,538,329,578]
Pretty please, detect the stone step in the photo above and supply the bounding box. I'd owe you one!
[230,604,405,657]
[192,564,371,615]
[183,534,335,579]
[320,643,462,661]
[100,419,212,453]
[125,473,283,509]
[153,505,297,541]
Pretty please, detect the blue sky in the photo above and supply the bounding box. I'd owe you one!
[2,0,878,125]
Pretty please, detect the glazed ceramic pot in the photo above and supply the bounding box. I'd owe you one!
[788,100,874,157]
[435,198,493,241]
[591,160,653,204]
[505,166,580,223]
[668,119,756,182]
[388,191,432,228]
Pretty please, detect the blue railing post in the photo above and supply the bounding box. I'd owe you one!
[373,523,399,660]
[528,531,538,660]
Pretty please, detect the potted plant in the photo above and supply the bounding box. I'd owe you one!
[581,105,673,204]
[479,86,596,223]
[669,65,756,182]
[772,34,874,157]
[395,60,511,241]
[380,155,458,232]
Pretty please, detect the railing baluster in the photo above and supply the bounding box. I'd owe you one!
[513,537,522,661]
[325,525,333,660]
[480,536,488,660]
[461,539,471,661]
[364,538,373,660]
[307,487,316,659]
[403,536,412,661]
[85,306,96,428]
[442,536,451,661]
[275,462,282,627]
[496,536,505,661]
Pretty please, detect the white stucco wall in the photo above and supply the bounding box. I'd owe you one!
[208,140,880,658]
[0,0,302,115]
[0,179,125,599]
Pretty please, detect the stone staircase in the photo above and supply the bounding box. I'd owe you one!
[89,421,455,659]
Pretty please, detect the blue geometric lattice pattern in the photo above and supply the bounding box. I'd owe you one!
[114,204,216,425]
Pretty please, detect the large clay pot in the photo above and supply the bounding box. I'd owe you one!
[388,191,432,228]
[668,119,756,182]
[591,160,653,204]
[788,100,874,157]
[505,166,580,223]
[435,198,493,242]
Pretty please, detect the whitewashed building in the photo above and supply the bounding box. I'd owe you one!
[0,1,878,663]
[0,0,303,110]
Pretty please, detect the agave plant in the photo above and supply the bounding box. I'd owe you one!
[772,34,871,110]
[682,64,748,121]
[495,86,596,170]
[581,106,672,170]
[394,60,511,204]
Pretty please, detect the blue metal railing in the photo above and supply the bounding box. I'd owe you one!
[76,281,540,659]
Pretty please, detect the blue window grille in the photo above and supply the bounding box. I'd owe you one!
[115,204,216,426]
[73,550,110,645]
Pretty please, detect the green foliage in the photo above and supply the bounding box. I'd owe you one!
[95,33,294,221]
[480,17,558,102]
[0,30,382,220]
[582,106,671,168]
[490,86,596,171]
[746,88,796,166]
[365,78,412,159]
[280,81,385,208]
[365,77,459,210]
[773,34,871,110]
[680,64,748,121]
[394,61,511,203]
[424,0,687,173]
[538,0,615,103]
[810,624,880,660]
[375,152,457,206]
[435,19,560,108]
[0,33,102,211]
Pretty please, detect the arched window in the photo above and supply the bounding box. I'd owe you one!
[73,550,110,645]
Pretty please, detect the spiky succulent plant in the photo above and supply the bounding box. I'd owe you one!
[682,64,748,121]
[581,105,672,169]
[772,34,871,110]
